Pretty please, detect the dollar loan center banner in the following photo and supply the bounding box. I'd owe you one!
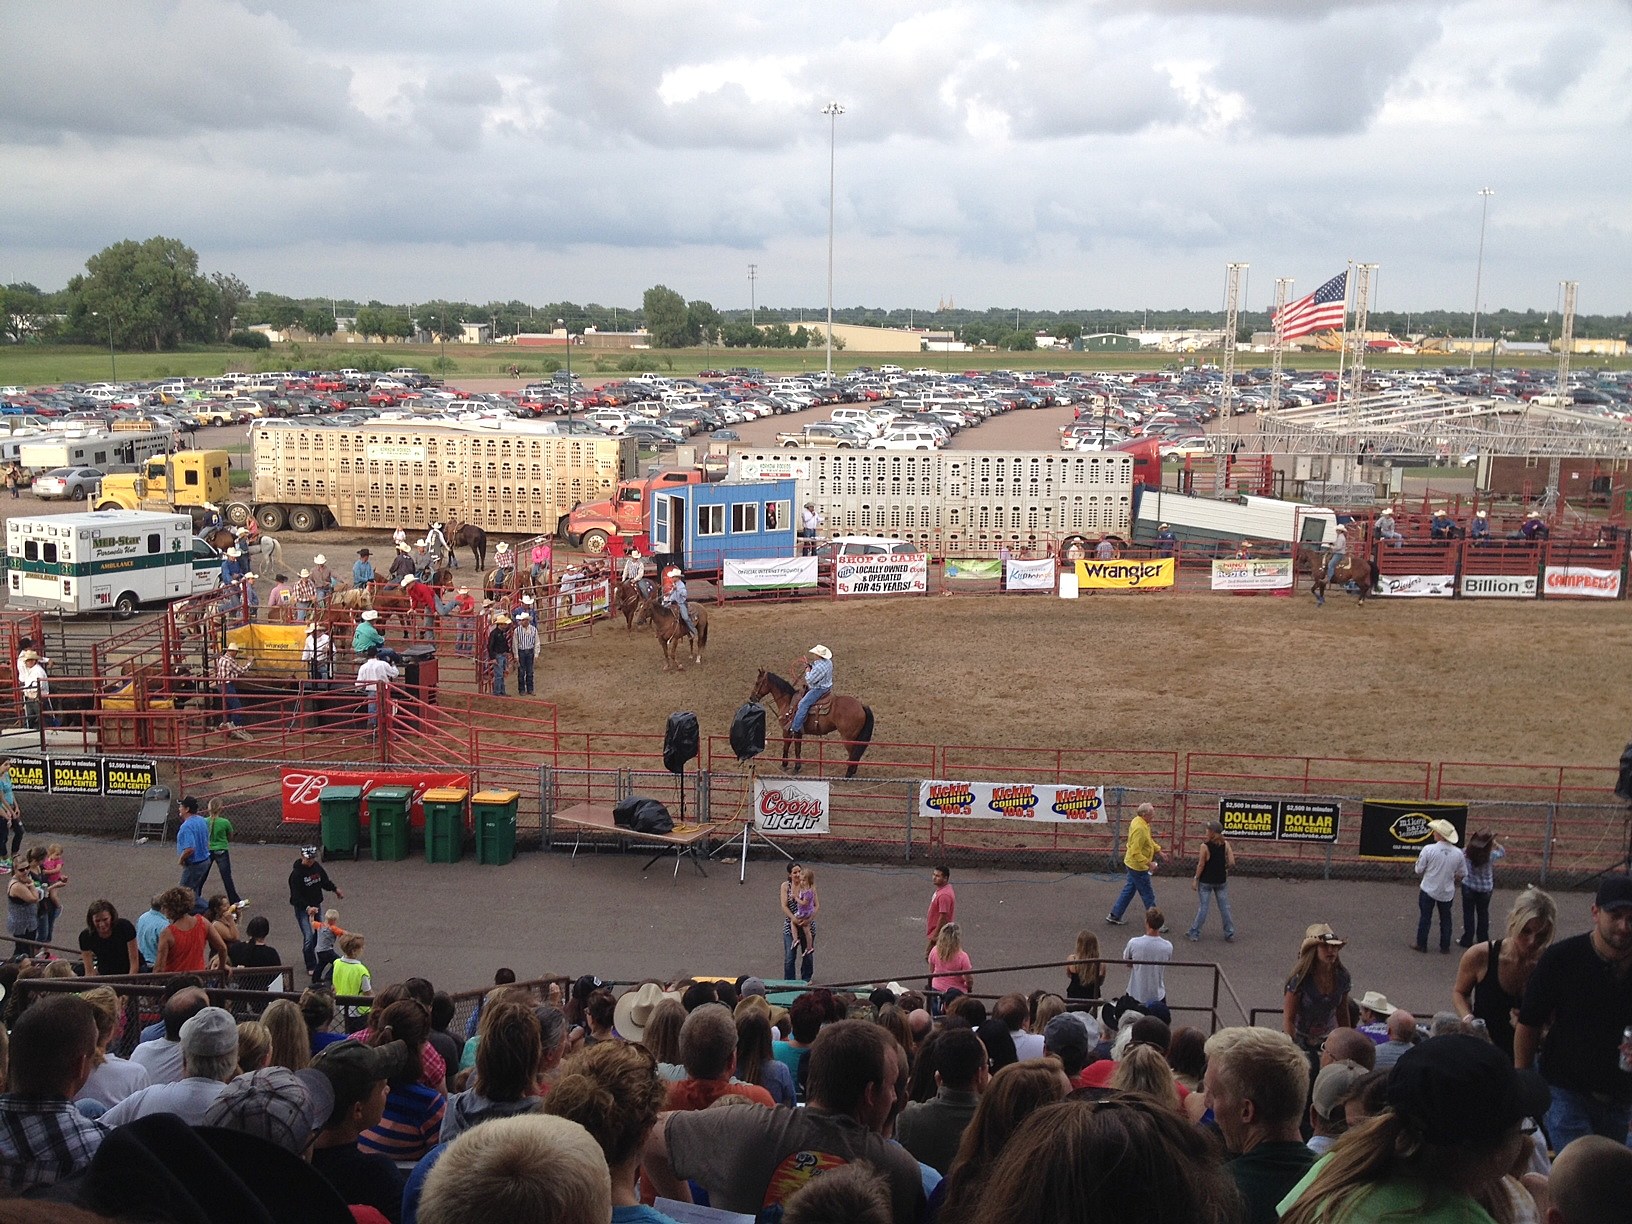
[1074,558,1175,590]
[918,780,1106,823]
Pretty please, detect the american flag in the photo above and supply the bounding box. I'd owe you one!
[1274,271,1348,341]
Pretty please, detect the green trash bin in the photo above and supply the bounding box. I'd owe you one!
[472,789,520,866]
[422,787,469,864]
[368,785,416,862]
[319,786,364,861]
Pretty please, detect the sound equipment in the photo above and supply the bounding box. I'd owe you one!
[730,702,766,762]
[663,711,699,775]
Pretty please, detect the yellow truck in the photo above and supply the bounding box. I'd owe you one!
[92,451,233,520]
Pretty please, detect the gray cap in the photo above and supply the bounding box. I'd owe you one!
[180,1006,239,1057]
[1043,1013,1089,1063]
[203,1066,334,1153]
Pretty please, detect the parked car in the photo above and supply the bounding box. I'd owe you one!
[33,466,105,499]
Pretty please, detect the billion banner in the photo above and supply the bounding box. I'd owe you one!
[1359,800,1468,860]
[918,780,1106,823]
[7,756,157,797]
[1075,558,1175,590]
[1217,797,1340,842]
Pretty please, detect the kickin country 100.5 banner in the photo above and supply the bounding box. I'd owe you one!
[918,780,1106,823]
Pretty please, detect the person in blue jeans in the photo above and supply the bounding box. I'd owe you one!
[1187,820,1236,941]
[287,845,343,978]
[175,796,213,900]
[1107,802,1162,925]
[789,645,833,736]
[487,616,513,696]
[1325,524,1348,583]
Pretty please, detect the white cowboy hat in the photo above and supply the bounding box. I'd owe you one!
[612,982,676,1042]
[495,541,511,551]
[808,644,832,659]
[233,527,247,536]
[521,595,535,605]
[456,586,469,595]
[396,542,410,551]
[1427,818,1459,844]
[1527,512,1542,519]
[1335,525,1347,533]
[225,547,241,557]
[415,539,427,547]
[313,554,326,564]
[224,642,242,651]
[401,575,417,586]
[204,502,218,511]
[1475,511,1487,519]
[432,522,444,530]
[1357,990,1394,1015]
[361,609,378,621]
[298,568,311,577]
[516,611,530,620]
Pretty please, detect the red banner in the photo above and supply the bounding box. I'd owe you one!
[280,767,472,826]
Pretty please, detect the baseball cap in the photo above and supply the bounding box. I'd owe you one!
[1388,1034,1549,1145]
[311,1040,409,1125]
[739,977,768,998]
[180,1006,239,1058]
[299,845,319,858]
[202,1066,334,1154]
[1312,1059,1367,1121]
[1042,1013,1089,1065]
[1596,875,1632,912]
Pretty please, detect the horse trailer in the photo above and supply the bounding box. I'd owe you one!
[3,510,221,618]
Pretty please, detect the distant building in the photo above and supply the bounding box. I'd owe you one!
[795,322,934,353]
[458,322,491,345]
[1075,333,1142,353]
[1127,329,1225,351]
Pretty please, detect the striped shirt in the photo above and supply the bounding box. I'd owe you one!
[0,1096,107,1191]
[357,1080,445,1163]
[1464,845,1505,893]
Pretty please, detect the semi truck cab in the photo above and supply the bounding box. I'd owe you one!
[559,467,713,553]
[94,450,232,518]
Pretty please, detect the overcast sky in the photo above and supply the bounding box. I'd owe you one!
[3,1,1628,314]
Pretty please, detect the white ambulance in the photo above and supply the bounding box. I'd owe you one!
[4,510,221,618]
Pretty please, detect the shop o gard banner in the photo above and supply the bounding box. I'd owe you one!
[918,780,1106,823]
[1211,559,1293,591]
[835,553,928,595]
[1075,558,1174,590]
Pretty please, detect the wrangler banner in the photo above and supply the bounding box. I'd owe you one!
[1211,559,1294,591]
[1074,557,1175,590]
[281,768,472,826]
[918,780,1106,823]
[1359,800,1467,860]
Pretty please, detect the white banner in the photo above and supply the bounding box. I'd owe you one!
[834,553,928,595]
[1211,558,1294,591]
[1543,566,1622,598]
[732,456,812,482]
[918,780,1106,823]
[1378,574,1455,598]
[1461,574,1538,598]
[723,556,819,591]
[1005,557,1057,591]
[753,778,830,835]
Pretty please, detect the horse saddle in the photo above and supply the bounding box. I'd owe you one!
[802,693,834,719]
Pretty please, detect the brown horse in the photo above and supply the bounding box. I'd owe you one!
[1306,549,1376,606]
[614,578,656,630]
[639,590,708,672]
[450,523,487,569]
[748,668,876,779]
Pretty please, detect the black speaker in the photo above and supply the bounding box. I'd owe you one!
[663,711,700,775]
[730,702,766,762]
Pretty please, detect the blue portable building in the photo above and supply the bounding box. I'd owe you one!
[647,478,798,574]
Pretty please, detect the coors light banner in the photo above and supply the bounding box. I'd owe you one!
[752,778,831,835]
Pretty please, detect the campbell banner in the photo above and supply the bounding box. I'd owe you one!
[1074,558,1174,590]
[917,780,1106,823]
[752,778,830,835]
[281,768,472,826]
[1359,800,1467,860]
[1543,566,1622,598]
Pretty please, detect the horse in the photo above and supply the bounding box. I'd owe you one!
[1306,549,1376,606]
[748,668,876,779]
[450,523,488,569]
[639,589,708,672]
[614,578,657,630]
[369,589,414,629]
[330,586,372,611]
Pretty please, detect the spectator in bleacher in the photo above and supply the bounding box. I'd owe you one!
[1373,1009,1418,1071]
[637,998,687,1081]
[645,1020,925,1222]
[1041,1013,1091,1086]
[440,998,545,1142]
[933,1058,1071,1224]
[1280,1035,1548,1224]
[133,893,166,971]
[357,999,447,1163]
[1203,1026,1315,1224]
[968,1093,1239,1224]
[236,1019,271,1075]
[784,1161,893,1224]
[1080,1014,1169,1092]
[874,1002,916,1063]
[227,914,282,973]
[77,900,138,977]
[1454,884,1556,1061]
[773,992,825,1096]
[202,1063,334,1157]
[462,968,517,1040]
[1110,1043,1184,1114]
[1167,1026,1206,1092]
[101,1006,240,1126]
[1319,1028,1377,1072]
[583,987,619,1045]
[1354,989,1393,1043]
[1063,931,1106,1005]
[1283,923,1353,1077]
[0,994,104,1191]
[289,844,344,979]
[429,992,463,1072]
[989,994,1043,1062]
[205,893,242,953]
[737,1007,796,1105]
[128,983,208,1085]
[1414,818,1466,954]
[1307,1060,1366,1156]
[667,1003,775,1110]
[310,1039,409,1223]
[262,997,310,1071]
[544,1040,672,1224]
[1516,875,1632,1152]
[897,1026,987,1174]
[419,1115,609,1224]
[74,987,149,1115]
[1539,1134,1632,1224]
[300,986,347,1055]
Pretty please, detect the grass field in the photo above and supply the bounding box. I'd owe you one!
[3,342,1626,388]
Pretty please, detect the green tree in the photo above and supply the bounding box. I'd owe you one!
[417,303,464,342]
[303,307,338,338]
[791,326,812,348]
[761,323,794,348]
[686,299,720,346]
[66,236,217,350]
[721,321,761,348]
[352,304,396,342]
[643,284,691,348]
[1054,321,1082,342]
[0,283,50,343]
[209,273,251,341]
[1001,330,1037,351]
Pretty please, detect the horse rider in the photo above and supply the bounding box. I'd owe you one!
[529,537,552,586]
[620,548,645,587]
[201,502,225,536]
[352,548,375,588]
[425,521,452,571]
[411,539,432,579]
[789,645,834,736]
[1324,525,1347,584]
[220,546,246,587]
[292,568,317,622]
[661,566,696,637]
[492,541,514,588]
[310,554,334,606]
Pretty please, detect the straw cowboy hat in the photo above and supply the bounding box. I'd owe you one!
[224,642,242,652]
[313,554,327,564]
[808,645,832,659]
[1427,818,1459,844]
[456,587,469,595]
[493,615,512,625]
[1299,923,1346,953]
[612,982,678,1042]
[396,543,411,552]
[298,569,311,578]
[20,650,38,662]
[1357,990,1394,1015]
[361,610,379,622]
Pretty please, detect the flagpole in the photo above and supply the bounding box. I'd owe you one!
[1335,260,1353,423]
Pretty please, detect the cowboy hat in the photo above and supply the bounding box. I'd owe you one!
[1427,818,1459,844]
[1299,923,1346,953]
[396,543,410,551]
[493,615,512,625]
[313,554,327,564]
[298,568,311,577]
[401,575,417,586]
[1475,511,1488,519]
[516,611,530,620]
[808,645,832,659]
[361,610,378,621]
[20,650,38,662]
[1357,990,1394,1015]
[456,586,469,595]
[521,595,535,605]
[225,547,241,557]
[224,642,242,651]
[495,541,511,551]
[612,982,676,1042]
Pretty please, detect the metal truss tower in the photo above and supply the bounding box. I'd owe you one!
[1268,278,1291,414]
[1345,263,1379,416]
[1540,281,1580,513]
[1219,262,1248,425]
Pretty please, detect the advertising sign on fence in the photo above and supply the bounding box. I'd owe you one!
[835,553,928,595]
[1218,797,1341,842]
[752,778,830,835]
[1211,559,1294,591]
[553,577,609,629]
[1461,574,1539,598]
[723,557,819,591]
[280,768,472,826]
[918,781,1106,823]
[944,559,1001,582]
[1359,800,1468,860]
[7,756,157,797]
[1543,566,1622,598]
[1005,557,1057,591]
[1378,574,1456,598]
[1074,558,1175,590]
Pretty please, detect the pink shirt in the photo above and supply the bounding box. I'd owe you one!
[926,884,955,941]
[929,948,973,994]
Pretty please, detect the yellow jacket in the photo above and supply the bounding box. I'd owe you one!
[1124,815,1161,872]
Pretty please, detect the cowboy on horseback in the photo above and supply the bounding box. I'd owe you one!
[1324,525,1348,585]
[353,548,375,587]
[661,566,696,637]
[426,522,452,571]
[789,645,834,736]
[201,502,224,536]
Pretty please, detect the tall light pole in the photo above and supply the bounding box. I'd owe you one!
[748,263,758,328]
[556,317,572,421]
[91,310,116,380]
[822,101,844,381]
[1470,187,1494,369]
